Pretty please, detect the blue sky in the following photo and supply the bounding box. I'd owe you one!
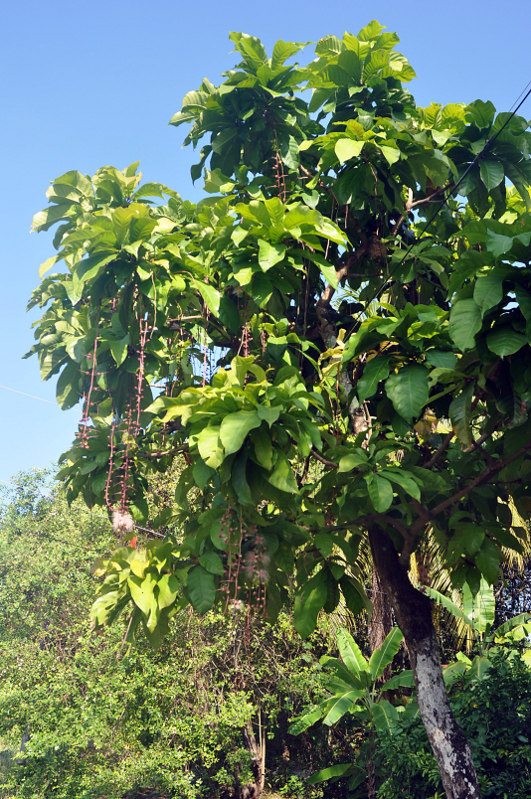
[1,0,530,485]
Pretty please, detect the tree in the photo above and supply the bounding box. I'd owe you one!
[27,22,531,799]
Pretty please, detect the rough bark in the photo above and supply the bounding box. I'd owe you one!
[369,569,393,655]
[239,713,266,799]
[369,525,481,799]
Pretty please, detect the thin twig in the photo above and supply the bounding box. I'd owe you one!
[410,441,531,538]
[310,449,338,469]
[421,432,454,469]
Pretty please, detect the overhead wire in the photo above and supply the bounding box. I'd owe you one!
[0,384,56,405]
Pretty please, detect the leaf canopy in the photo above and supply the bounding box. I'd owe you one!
[26,22,531,636]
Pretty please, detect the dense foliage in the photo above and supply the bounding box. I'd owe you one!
[376,648,531,799]
[27,23,531,633]
[25,20,531,798]
[0,473,340,799]
[1,473,530,799]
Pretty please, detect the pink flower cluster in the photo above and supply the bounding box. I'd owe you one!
[112,510,135,534]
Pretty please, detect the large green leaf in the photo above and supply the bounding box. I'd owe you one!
[195,280,221,314]
[306,763,355,785]
[449,384,473,447]
[449,299,482,351]
[379,468,421,501]
[338,450,369,472]
[187,566,216,614]
[288,706,323,735]
[422,585,470,625]
[357,356,391,403]
[198,552,225,575]
[486,229,515,258]
[56,362,80,410]
[232,455,254,505]
[267,452,298,493]
[486,327,527,357]
[475,538,500,584]
[371,700,404,737]
[443,661,468,687]
[479,158,504,191]
[304,250,339,288]
[336,628,368,675]
[473,272,504,316]
[128,573,157,618]
[494,612,531,640]
[197,425,224,468]
[157,574,179,609]
[365,473,394,513]
[381,671,415,691]
[462,578,495,634]
[467,654,492,680]
[335,138,365,163]
[368,627,403,680]
[258,239,286,270]
[256,405,282,426]
[322,690,363,726]
[220,410,262,455]
[109,334,130,366]
[271,39,307,69]
[385,365,428,423]
[378,145,401,165]
[251,427,273,469]
[294,569,329,637]
[340,575,371,614]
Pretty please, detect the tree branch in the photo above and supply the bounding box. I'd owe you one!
[410,441,531,538]
[139,445,188,460]
[310,449,338,469]
[421,432,454,469]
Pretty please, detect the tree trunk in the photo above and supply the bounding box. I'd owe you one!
[369,525,481,799]
[369,568,393,679]
[240,710,266,798]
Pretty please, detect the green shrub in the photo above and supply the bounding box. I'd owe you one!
[0,471,336,798]
[376,647,531,799]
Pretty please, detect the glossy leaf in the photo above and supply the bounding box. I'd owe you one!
[322,690,363,726]
[462,578,495,634]
[220,410,262,455]
[198,552,224,575]
[357,356,391,403]
[157,574,180,609]
[128,573,157,618]
[336,628,368,675]
[294,569,329,638]
[187,566,216,613]
[306,763,355,785]
[368,626,403,680]
[371,700,404,736]
[267,452,298,493]
[385,365,429,423]
[449,299,482,351]
[473,272,504,316]
[366,473,394,513]
[486,327,527,357]
[379,468,421,501]
[479,159,504,191]
[335,139,365,163]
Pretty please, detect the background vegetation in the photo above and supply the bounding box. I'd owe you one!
[1,471,529,798]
